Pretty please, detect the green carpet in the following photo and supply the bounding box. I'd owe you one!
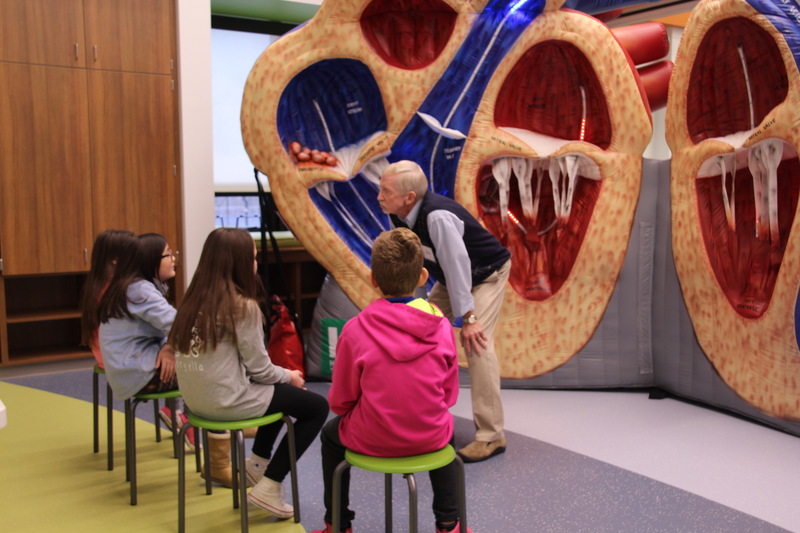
[0,381,307,532]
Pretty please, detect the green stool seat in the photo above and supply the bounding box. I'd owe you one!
[92,364,114,471]
[332,444,467,533]
[125,388,184,505]
[178,412,300,533]
[345,446,457,473]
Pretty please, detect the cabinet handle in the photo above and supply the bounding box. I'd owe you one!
[93,45,98,62]
[74,43,79,60]
[84,248,88,265]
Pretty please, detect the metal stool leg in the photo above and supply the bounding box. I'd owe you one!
[385,473,393,533]
[230,432,239,509]
[195,431,202,473]
[124,399,131,482]
[178,423,190,533]
[93,371,100,453]
[332,460,351,533]
[167,398,179,458]
[455,456,467,533]
[106,382,114,471]
[153,399,161,442]
[405,473,418,533]
[201,430,211,494]
[283,416,301,523]
[233,430,248,533]
[128,399,141,506]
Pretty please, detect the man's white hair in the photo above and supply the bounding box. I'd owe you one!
[382,160,429,199]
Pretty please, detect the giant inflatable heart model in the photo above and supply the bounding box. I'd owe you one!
[241,0,669,378]
[667,0,800,419]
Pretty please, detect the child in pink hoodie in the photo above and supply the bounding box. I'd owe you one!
[311,228,469,533]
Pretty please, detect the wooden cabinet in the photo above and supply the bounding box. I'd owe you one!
[88,70,180,241]
[0,62,94,275]
[0,0,174,73]
[0,0,181,367]
[0,0,87,67]
[83,0,175,75]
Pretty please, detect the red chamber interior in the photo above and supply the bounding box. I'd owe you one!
[689,17,798,318]
[480,41,609,301]
[360,0,457,69]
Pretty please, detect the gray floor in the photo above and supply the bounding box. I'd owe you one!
[2,359,797,532]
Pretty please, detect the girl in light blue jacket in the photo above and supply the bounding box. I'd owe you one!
[98,233,179,401]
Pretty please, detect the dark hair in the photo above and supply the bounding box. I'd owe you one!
[371,228,424,296]
[80,229,136,347]
[96,233,169,324]
[169,228,263,354]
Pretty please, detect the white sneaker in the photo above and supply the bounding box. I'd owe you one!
[245,454,269,487]
[247,477,293,519]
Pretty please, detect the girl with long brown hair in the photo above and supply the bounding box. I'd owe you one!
[170,228,327,519]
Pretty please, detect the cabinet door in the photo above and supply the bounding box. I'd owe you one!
[88,70,180,248]
[0,63,94,275]
[0,0,86,67]
[83,0,175,75]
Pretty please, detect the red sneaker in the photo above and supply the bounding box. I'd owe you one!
[158,406,179,431]
[436,521,472,533]
[177,411,196,452]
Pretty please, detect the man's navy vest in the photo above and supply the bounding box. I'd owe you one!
[390,192,511,287]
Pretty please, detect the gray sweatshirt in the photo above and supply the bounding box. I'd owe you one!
[175,297,290,420]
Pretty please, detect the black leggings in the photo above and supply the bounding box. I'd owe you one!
[252,383,329,483]
[137,372,178,395]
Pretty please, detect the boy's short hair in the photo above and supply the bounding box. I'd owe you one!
[371,228,424,296]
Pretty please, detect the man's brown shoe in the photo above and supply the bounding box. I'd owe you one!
[457,438,507,463]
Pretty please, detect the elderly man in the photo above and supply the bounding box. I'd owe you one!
[377,160,511,463]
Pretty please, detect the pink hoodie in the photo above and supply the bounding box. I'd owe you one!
[329,298,459,457]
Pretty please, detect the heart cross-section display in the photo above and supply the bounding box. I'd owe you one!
[667,0,800,419]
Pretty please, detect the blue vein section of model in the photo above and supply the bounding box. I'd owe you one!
[746,0,800,69]
[273,0,545,267]
[277,59,389,263]
[391,0,545,197]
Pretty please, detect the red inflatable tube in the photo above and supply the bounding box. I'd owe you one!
[593,8,623,23]
[637,59,674,111]
[611,21,670,66]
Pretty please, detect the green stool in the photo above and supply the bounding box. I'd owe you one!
[124,389,183,505]
[92,364,114,470]
[178,412,300,533]
[332,445,467,533]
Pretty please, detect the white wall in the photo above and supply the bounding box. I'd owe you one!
[212,29,280,192]
[176,0,215,282]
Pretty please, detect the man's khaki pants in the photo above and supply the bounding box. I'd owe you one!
[429,259,510,442]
